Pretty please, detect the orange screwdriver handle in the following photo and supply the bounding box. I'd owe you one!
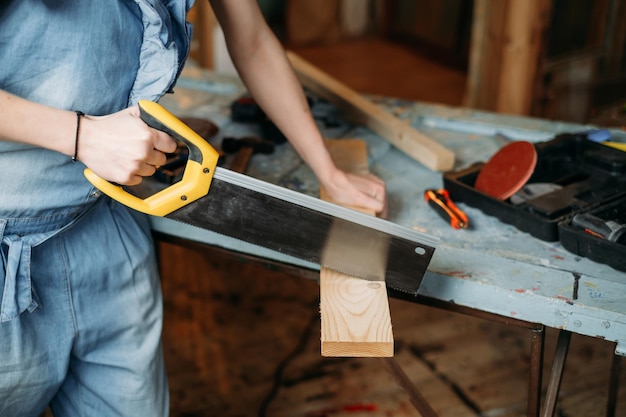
[424,189,469,229]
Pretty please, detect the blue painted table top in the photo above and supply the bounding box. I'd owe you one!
[150,65,626,354]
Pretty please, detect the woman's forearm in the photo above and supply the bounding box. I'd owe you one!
[0,90,176,185]
[211,0,339,183]
[0,90,76,156]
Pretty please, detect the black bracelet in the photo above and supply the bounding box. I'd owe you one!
[72,111,85,162]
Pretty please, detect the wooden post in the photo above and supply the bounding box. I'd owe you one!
[464,0,551,115]
[319,139,393,357]
[191,1,216,69]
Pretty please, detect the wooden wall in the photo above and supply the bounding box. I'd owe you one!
[464,0,552,116]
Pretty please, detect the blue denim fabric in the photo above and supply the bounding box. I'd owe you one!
[0,1,194,415]
[0,0,194,217]
[0,198,167,417]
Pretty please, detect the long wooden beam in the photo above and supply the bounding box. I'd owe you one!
[287,51,455,172]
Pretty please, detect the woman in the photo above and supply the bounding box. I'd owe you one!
[0,1,386,416]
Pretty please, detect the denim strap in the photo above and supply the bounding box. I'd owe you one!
[0,203,99,322]
[0,233,38,322]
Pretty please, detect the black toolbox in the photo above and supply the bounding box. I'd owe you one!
[443,133,626,272]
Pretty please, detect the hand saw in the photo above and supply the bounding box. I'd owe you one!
[83,100,438,295]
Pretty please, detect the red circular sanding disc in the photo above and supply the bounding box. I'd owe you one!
[474,141,537,200]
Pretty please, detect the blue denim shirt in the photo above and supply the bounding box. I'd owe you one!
[0,0,194,322]
[0,0,194,218]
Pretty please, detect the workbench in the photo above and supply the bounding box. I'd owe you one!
[149,64,626,417]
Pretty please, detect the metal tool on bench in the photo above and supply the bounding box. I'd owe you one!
[83,101,439,295]
[475,141,538,200]
[509,183,563,205]
[221,136,274,174]
[572,213,626,243]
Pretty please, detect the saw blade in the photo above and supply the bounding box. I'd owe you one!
[84,101,438,295]
[165,167,438,295]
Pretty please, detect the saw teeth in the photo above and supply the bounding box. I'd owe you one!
[322,266,368,280]
[321,265,385,282]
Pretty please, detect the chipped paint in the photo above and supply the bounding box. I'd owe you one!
[433,270,473,279]
[555,295,574,305]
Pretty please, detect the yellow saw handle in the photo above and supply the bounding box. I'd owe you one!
[83,100,219,216]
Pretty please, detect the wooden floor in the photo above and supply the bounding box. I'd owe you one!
[160,242,624,417]
[160,38,626,417]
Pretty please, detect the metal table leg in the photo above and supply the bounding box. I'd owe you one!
[607,351,622,417]
[380,357,439,417]
[529,326,546,417]
[541,330,571,417]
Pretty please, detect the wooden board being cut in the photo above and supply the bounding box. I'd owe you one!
[287,51,455,172]
[319,139,393,357]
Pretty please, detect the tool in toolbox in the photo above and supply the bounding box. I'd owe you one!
[572,213,626,243]
[586,129,626,152]
[474,141,537,200]
[83,101,439,295]
[443,132,626,271]
[424,189,469,229]
[604,141,626,152]
[509,183,563,205]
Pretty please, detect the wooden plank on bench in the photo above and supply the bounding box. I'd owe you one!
[319,139,393,357]
[287,51,455,172]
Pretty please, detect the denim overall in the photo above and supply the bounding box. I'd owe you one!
[0,0,193,415]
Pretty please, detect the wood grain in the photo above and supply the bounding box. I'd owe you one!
[464,0,551,115]
[319,139,393,357]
